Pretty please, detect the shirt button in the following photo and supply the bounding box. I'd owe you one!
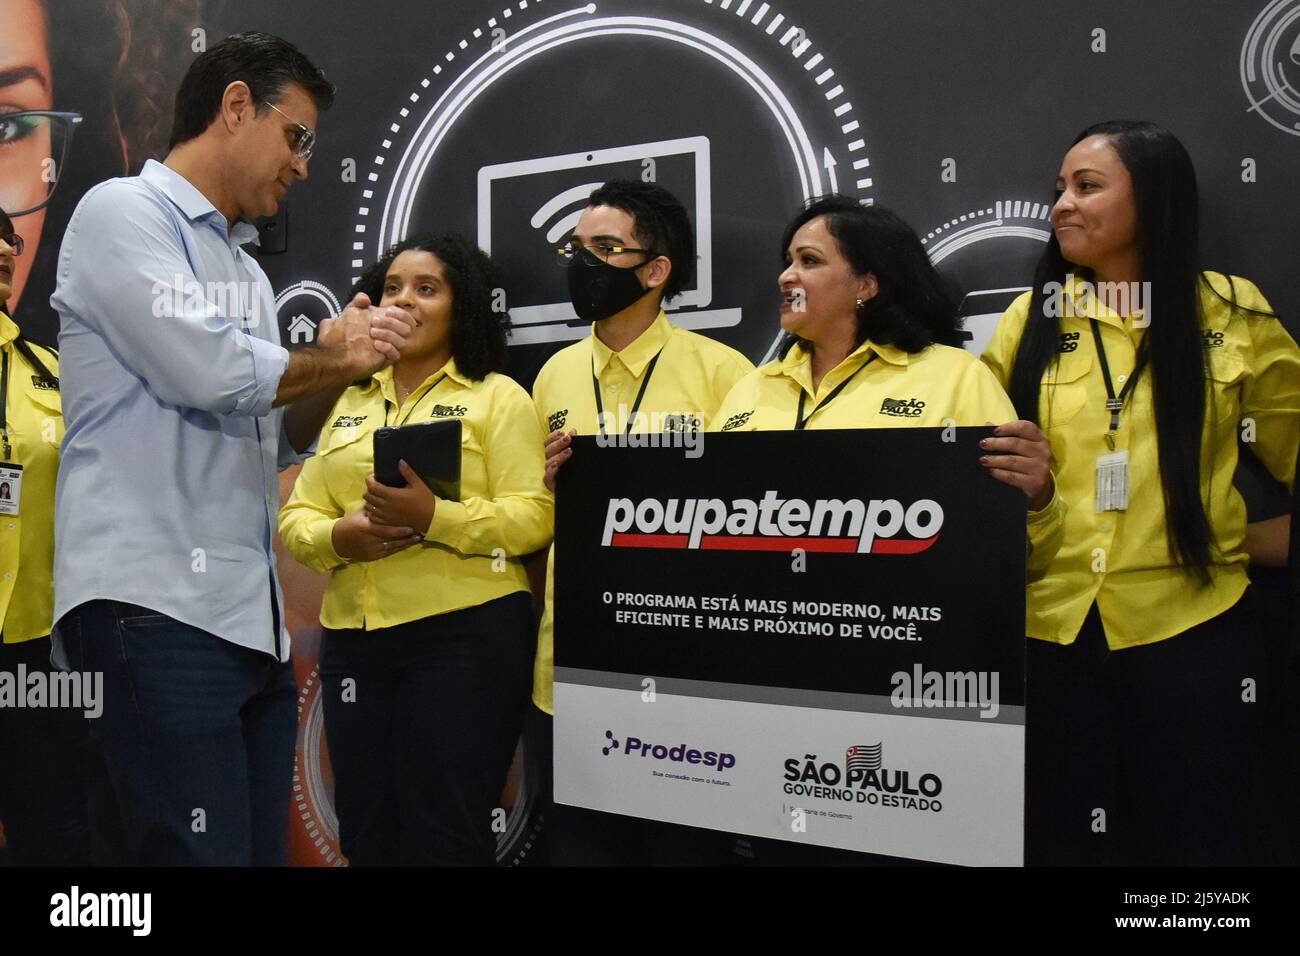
[2,572,11,581]
[1117,374,1127,383]
[1099,521,1111,532]
[609,384,619,393]
[5,522,13,530]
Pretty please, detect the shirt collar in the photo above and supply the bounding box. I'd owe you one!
[1063,274,1146,331]
[590,311,673,377]
[765,336,909,392]
[0,310,17,348]
[140,159,261,247]
[372,358,467,403]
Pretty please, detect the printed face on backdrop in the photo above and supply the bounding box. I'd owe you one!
[1051,135,1140,277]
[380,249,454,360]
[227,80,315,222]
[0,0,53,312]
[0,227,17,305]
[778,216,875,348]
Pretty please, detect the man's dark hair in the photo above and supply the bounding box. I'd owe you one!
[350,233,510,381]
[586,180,696,301]
[169,32,335,149]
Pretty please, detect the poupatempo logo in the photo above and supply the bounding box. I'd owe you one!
[601,729,736,771]
[601,492,944,554]
[783,742,943,812]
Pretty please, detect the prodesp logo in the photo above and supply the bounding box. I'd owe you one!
[600,492,944,555]
[602,730,736,771]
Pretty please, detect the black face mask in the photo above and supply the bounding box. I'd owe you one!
[566,247,654,322]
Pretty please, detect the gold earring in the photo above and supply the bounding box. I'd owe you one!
[855,298,865,309]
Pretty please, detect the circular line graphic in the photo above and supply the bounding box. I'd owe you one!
[352,0,874,287]
[1241,0,1300,136]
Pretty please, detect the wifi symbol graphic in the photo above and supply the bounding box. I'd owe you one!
[530,181,604,244]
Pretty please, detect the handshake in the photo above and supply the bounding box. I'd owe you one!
[315,292,417,377]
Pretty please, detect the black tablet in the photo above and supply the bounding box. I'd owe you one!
[373,419,462,500]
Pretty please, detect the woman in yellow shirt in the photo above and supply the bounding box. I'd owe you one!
[279,233,552,865]
[714,196,1060,865]
[714,196,1059,530]
[982,120,1300,865]
[0,207,90,865]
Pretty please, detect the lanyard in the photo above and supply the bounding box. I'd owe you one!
[593,349,663,437]
[1089,319,1148,448]
[0,349,10,460]
[794,354,876,430]
[384,372,448,427]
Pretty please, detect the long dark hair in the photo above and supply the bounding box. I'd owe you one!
[1007,120,1266,582]
[350,233,510,381]
[779,195,963,355]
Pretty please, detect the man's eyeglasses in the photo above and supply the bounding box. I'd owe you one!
[554,239,657,267]
[0,232,23,256]
[0,111,82,217]
[262,101,316,160]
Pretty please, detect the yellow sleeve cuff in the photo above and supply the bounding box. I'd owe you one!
[315,517,349,571]
[425,499,469,547]
[1027,473,1063,524]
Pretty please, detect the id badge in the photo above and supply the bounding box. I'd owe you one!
[1095,450,1128,512]
[0,462,21,517]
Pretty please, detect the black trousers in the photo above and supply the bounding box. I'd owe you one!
[0,636,93,866]
[321,593,533,866]
[1026,592,1265,865]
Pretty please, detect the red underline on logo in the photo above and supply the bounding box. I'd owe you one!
[872,536,939,554]
[702,535,856,552]
[608,533,939,553]
[610,533,691,549]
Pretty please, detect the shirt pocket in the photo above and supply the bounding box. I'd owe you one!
[316,424,371,507]
[23,380,62,415]
[318,423,370,457]
[1203,349,1246,425]
[21,382,64,444]
[1038,350,1094,430]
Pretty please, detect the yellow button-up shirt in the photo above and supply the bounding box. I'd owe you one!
[279,360,553,631]
[981,273,1300,647]
[0,312,64,644]
[713,336,1020,430]
[713,335,1066,580]
[531,311,754,713]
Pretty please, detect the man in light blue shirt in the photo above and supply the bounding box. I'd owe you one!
[51,33,417,866]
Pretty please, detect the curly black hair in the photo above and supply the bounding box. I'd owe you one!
[349,233,510,381]
[586,179,696,300]
[780,195,963,354]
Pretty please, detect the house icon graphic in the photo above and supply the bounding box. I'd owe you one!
[288,314,317,344]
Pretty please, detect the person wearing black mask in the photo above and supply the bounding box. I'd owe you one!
[530,179,753,865]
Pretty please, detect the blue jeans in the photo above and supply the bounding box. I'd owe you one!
[59,601,296,866]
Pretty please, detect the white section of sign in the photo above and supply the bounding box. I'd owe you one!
[554,683,1024,866]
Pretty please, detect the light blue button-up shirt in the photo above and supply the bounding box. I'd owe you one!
[52,160,301,661]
